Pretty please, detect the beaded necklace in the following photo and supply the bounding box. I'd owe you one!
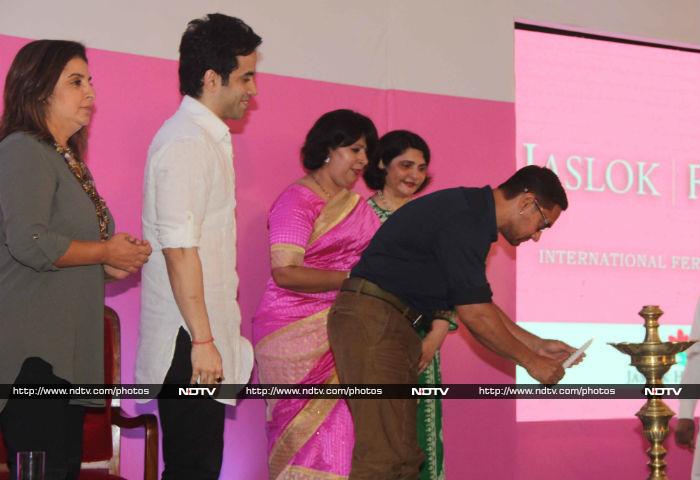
[55,143,110,240]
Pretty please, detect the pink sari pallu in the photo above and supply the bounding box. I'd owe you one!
[254,186,379,480]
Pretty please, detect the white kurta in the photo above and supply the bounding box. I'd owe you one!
[679,297,700,478]
[136,96,253,406]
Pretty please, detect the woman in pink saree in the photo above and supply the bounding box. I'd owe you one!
[253,109,380,479]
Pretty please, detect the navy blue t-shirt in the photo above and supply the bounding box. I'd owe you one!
[352,186,497,314]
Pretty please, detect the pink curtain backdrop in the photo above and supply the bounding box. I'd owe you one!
[0,34,691,479]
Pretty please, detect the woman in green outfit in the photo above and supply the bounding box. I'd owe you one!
[363,129,457,480]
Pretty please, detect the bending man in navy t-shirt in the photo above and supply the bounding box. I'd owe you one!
[328,165,578,479]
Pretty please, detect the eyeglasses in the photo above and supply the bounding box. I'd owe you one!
[532,198,550,231]
[524,188,550,231]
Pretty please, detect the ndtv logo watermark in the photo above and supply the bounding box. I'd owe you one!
[178,387,217,396]
[411,387,450,396]
[644,387,682,396]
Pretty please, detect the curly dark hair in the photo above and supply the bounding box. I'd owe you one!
[363,130,432,192]
[179,13,262,98]
[0,40,88,156]
[301,109,378,171]
[498,165,568,210]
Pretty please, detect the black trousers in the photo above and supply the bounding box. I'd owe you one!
[0,357,85,480]
[157,327,225,480]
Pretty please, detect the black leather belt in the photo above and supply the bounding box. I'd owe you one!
[340,277,425,328]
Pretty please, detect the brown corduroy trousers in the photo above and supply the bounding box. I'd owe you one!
[328,290,424,480]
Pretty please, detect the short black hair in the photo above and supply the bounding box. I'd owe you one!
[178,13,262,98]
[301,109,378,171]
[364,130,432,192]
[498,165,568,210]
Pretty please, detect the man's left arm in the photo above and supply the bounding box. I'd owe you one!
[419,320,450,373]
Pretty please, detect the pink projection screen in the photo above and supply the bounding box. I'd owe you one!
[514,28,700,421]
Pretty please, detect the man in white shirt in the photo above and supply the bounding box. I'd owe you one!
[675,296,700,479]
[135,13,261,479]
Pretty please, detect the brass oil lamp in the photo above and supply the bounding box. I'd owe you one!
[610,305,696,480]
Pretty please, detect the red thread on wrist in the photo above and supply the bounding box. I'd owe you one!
[192,337,214,345]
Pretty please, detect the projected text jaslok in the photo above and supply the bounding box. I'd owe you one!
[524,142,699,199]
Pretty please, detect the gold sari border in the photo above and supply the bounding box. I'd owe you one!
[256,308,330,359]
[256,308,332,420]
[271,243,306,255]
[308,189,359,246]
[271,244,306,269]
[269,373,340,480]
[280,464,348,479]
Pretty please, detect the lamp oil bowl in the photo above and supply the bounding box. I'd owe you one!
[610,305,696,480]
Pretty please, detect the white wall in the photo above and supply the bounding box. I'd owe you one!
[515,0,700,47]
[2,0,698,102]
